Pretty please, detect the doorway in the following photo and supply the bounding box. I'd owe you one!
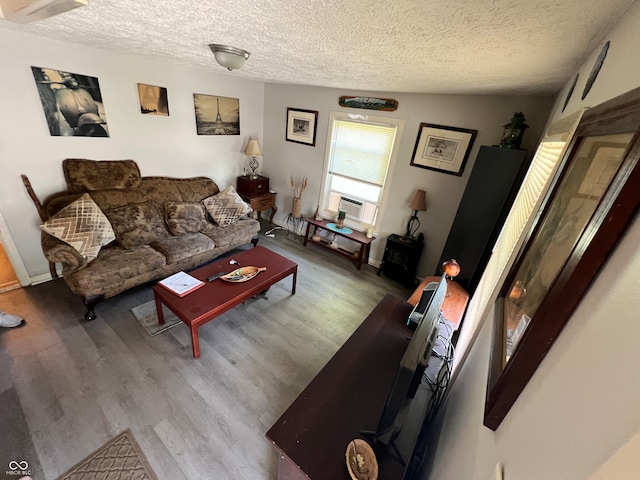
[0,240,20,293]
[0,213,28,292]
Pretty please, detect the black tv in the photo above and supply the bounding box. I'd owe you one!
[363,275,447,461]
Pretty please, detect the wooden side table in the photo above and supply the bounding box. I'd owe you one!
[303,217,374,270]
[241,192,277,223]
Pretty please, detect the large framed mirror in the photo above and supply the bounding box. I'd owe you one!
[484,87,640,430]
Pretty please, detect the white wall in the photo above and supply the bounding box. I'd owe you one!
[263,84,553,275]
[0,29,264,281]
[424,2,640,479]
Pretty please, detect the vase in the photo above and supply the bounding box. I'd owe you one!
[292,197,302,218]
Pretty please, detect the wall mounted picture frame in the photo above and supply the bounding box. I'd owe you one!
[31,66,109,137]
[338,96,398,111]
[410,123,477,176]
[581,41,610,100]
[286,108,318,146]
[193,94,240,135]
[484,87,640,431]
[137,83,169,116]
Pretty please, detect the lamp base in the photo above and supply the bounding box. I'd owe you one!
[248,156,259,178]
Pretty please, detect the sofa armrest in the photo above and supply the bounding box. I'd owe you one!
[41,232,87,273]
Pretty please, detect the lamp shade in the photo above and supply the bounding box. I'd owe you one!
[409,189,427,211]
[244,139,263,157]
[208,44,250,71]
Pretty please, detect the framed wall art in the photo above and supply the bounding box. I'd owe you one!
[193,94,240,135]
[581,41,610,100]
[286,108,318,146]
[137,83,169,116]
[31,66,109,137]
[410,123,477,176]
[484,86,640,431]
[338,96,398,111]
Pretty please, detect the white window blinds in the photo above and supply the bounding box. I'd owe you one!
[329,120,397,186]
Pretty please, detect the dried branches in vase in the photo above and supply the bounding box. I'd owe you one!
[290,176,308,218]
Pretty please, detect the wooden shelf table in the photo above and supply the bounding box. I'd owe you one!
[303,217,375,270]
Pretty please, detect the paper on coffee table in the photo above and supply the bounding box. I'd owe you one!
[158,271,204,297]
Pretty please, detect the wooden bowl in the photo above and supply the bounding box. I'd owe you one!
[220,266,266,283]
[345,439,378,480]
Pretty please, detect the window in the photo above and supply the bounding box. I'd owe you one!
[319,111,404,230]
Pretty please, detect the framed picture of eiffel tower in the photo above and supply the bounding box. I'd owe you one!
[193,94,240,135]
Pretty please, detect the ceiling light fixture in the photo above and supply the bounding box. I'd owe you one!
[208,44,250,71]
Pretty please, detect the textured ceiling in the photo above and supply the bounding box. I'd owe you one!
[0,0,636,95]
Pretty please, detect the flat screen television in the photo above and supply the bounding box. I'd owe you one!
[363,275,448,462]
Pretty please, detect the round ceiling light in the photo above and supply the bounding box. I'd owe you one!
[208,44,250,71]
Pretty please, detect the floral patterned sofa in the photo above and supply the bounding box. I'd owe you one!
[39,158,260,320]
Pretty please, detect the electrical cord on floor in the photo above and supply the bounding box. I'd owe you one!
[264,226,286,237]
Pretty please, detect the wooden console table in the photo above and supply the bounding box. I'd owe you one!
[266,294,411,479]
[303,217,374,270]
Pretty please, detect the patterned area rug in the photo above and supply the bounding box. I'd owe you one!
[56,429,158,480]
[131,301,182,336]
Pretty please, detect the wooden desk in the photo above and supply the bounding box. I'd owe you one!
[303,217,374,270]
[266,294,411,480]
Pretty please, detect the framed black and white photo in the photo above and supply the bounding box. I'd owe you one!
[286,108,318,146]
[31,66,110,137]
[410,123,477,176]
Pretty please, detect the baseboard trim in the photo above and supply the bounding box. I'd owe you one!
[30,272,54,285]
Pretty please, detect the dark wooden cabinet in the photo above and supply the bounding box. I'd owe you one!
[237,175,269,197]
[435,146,529,295]
[378,233,424,288]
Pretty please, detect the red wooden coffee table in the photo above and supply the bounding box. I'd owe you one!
[153,246,297,359]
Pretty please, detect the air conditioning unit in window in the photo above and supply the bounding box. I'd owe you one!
[328,192,377,224]
[339,196,364,220]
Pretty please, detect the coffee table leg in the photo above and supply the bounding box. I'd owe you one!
[155,296,165,325]
[191,326,201,359]
[291,267,297,295]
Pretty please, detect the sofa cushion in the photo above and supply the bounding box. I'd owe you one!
[65,245,166,292]
[164,201,210,235]
[151,233,215,264]
[106,202,169,249]
[63,159,142,193]
[41,193,116,262]
[201,218,260,249]
[203,186,252,227]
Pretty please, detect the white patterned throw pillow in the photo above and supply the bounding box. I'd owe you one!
[203,186,252,227]
[41,193,115,261]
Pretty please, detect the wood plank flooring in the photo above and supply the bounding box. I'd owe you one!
[0,226,410,480]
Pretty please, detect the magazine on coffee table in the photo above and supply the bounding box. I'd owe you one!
[158,271,205,297]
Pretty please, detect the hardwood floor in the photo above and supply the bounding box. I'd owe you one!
[0,226,410,480]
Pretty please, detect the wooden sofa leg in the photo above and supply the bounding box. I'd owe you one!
[251,235,259,247]
[83,295,104,321]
